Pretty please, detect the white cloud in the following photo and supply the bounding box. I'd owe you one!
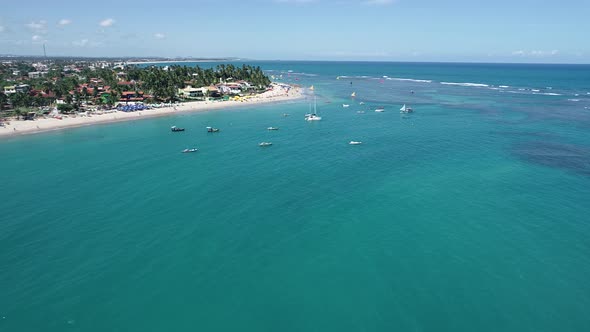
[363,0,395,5]
[58,19,72,26]
[99,18,115,27]
[31,35,46,44]
[72,39,103,47]
[26,20,47,34]
[512,50,559,57]
[73,39,89,47]
[154,33,165,39]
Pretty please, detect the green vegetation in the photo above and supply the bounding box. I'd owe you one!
[0,60,273,116]
[126,64,271,101]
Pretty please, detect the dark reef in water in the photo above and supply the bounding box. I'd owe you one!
[513,141,590,176]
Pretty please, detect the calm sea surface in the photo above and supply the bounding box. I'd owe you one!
[1,61,590,331]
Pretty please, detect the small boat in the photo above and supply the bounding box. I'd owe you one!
[342,104,350,108]
[305,97,322,121]
[375,107,385,112]
[359,101,365,105]
[351,92,356,98]
[282,113,290,117]
[206,126,220,132]
[182,148,198,153]
[259,142,273,147]
[309,85,314,91]
[171,126,185,132]
[357,111,365,114]
[267,127,279,130]
[349,141,362,145]
[400,104,413,113]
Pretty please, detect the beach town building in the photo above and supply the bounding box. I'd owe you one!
[119,91,147,102]
[218,81,245,94]
[178,86,205,100]
[203,86,221,98]
[15,84,30,93]
[28,71,48,79]
[3,86,16,94]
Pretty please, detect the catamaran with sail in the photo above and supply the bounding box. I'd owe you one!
[400,104,413,113]
[305,97,322,121]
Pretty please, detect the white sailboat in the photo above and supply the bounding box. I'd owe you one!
[351,91,356,98]
[400,104,413,113]
[305,97,322,121]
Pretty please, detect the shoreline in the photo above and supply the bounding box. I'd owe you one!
[1,84,303,138]
[126,59,242,65]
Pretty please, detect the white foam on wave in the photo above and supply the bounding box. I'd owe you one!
[499,85,510,88]
[285,71,318,77]
[389,77,433,83]
[440,82,489,87]
[531,89,540,92]
[568,99,581,102]
[532,92,562,96]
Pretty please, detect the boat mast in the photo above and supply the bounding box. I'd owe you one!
[314,96,317,113]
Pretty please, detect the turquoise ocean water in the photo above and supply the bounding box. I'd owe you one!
[1,61,590,331]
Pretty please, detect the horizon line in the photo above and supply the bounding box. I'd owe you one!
[0,54,588,66]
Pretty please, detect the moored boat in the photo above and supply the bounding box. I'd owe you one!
[171,126,185,132]
[182,148,198,153]
[259,142,273,147]
[400,104,413,113]
[206,126,220,132]
[305,97,322,121]
[349,141,362,145]
[267,127,279,130]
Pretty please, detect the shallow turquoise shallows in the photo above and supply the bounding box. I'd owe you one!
[1,61,590,332]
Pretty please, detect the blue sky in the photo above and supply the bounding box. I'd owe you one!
[0,0,588,63]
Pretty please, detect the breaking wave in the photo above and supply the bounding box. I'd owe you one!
[440,82,489,87]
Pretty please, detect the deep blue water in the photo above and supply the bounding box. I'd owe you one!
[1,61,590,331]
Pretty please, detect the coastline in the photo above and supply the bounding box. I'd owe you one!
[0,84,303,138]
[125,59,242,65]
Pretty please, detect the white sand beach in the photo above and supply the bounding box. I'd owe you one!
[0,84,302,138]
